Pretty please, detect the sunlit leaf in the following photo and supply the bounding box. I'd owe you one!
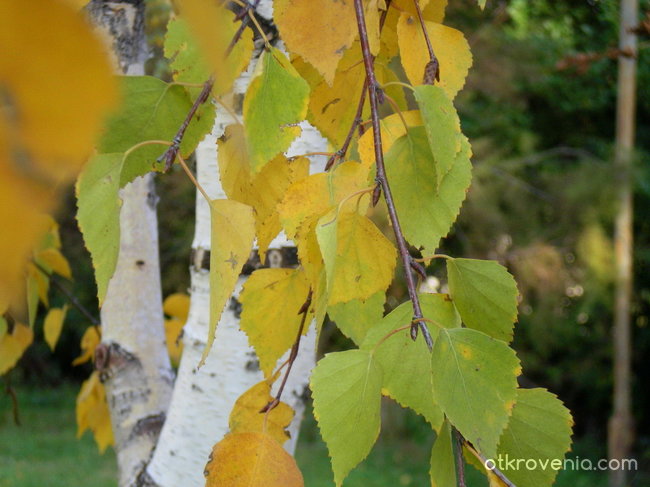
[0,323,33,375]
[76,371,114,453]
[239,268,311,377]
[446,258,519,342]
[310,349,383,486]
[431,328,520,458]
[44,305,68,351]
[72,326,101,366]
[204,432,303,487]
[229,381,294,445]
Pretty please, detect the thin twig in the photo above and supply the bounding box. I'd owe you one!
[4,375,21,426]
[453,426,467,487]
[177,154,211,204]
[32,261,100,326]
[354,0,433,350]
[261,289,312,414]
[462,437,517,487]
[412,0,440,84]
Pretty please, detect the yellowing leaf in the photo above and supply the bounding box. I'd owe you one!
[176,0,253,95]
[357,110,424,165]
[275,0,357,85]
[243,49,310,173]
[204,432,303,487]
[76,371,114,453]
[165,319,184,365]
[35,248,72,280]
[202,199,256,366]
[44,305,68,351]
[72,326,101,366]
[327,291,386,345]
[163,293,190,321]
[392,0,447,22]
[229,381,295,444]
[164,16,211,85]
[239,268,311,377]
[316,212,396,305]
[0,323,33,375]
[397,13,472,99]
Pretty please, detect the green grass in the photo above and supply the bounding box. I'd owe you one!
[1,386,646,486]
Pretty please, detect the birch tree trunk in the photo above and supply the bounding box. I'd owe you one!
[87,2,174,486]
[144,3,327,485]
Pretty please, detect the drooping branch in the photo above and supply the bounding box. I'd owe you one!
[353,0,433,350]
[412,0,440,84]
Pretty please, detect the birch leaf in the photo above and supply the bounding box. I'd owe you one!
[384,127,472,253]
[397,13,472,99]
[44,305,68,351]
[413,85,463,187]
[361,293,460,429]
[446,258,519,342]
[431,328,520,459]
[164,16,211,85]
[76,371,114,453]
[274,0,357,85]
[316,212,396,305]
[328,291,386,345]
[163,293,189,365]
[0,323,33,375]
[205,432,303,487]
[430,419,457,487]
[176,0,253,95]
[35,248,72,280]
[243,49,310,173]
[72,326,101,366]
[495,388,573,487]
[229,381,294,445]
[239,268,311,377]
[310,349,383,486]
[201,200,256,366]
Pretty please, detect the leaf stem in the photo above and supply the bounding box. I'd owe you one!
[354,0,433,350]
[371,324,411,354]
[413,253,451,263]
[412,0,440,84]
[383,93,408,133]
[177,154,211,204]
[381,80,415,92]
[123,139,171,162]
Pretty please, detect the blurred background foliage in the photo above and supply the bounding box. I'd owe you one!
[2,0,649,485]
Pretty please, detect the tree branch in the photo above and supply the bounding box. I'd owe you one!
[354,0,433,350]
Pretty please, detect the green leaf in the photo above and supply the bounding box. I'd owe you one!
[201,199,256,366]
[431,328,520,458]
[384,126,472,253]
[495,388,573,487]
[361,294,460,429]
[316,212,397,306]
[243,48,310,173]
[478,0,486,9]
[430,419,457,487]
[76,153,122,305]
[98,76,214,183]
[413,85,462,188]
[446,258,519,342]
[310,349,383,486]
[328,291,386,345]
[164,17,211,85]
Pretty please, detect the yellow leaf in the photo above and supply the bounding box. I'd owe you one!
[239,268,311,377]
[316,212,396,305]
[165,318,184,366]
[76,371,114,453]
[365,0,382,55]
[391,0,447,21]
[218,124,253,203]
[357,110,424,166]
[36,248,72,280]
[44,305,68,351]
[177,0,253,95]
[274,0,357,85]
[229,381,295,445]
[72,326,101,366]
[163,293,191,321]
[397,13,472,99]
[201,199,256,366]
[0,323,33,375]
[0,0,117,304]
[204,432,303,487]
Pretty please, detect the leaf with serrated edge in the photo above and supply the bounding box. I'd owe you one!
[229,381,295,445]
[316,212,396,305]
[446,258,519,342]
[204,432,303,487]
[310,349,383,486]
[432,328,520,458]
[44,306,68,351]
[328,291,386,345]
[201,199,255,366]
[397,13,472,99]
[430,419,457,487]
[413,85,463,187]
[239,268,311,377]
[361,294,459,428]
[383,127,472,254]
[243,49,309,173]
[494,388,573,487]
[274,0,357,85]
[164,17,211,85]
